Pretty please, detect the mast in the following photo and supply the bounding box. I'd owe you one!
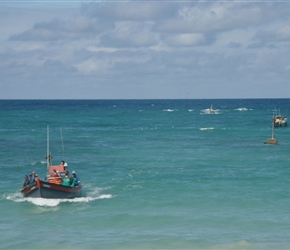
[271,113,275,139]
[60,127,65,158]
[46,125,52,169]
[265,112,278,145]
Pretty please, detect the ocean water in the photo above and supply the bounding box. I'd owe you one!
[1,99,290,249]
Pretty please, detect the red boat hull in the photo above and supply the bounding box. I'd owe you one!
[21,179,82,199]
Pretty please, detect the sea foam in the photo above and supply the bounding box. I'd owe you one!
[6,189,113,207]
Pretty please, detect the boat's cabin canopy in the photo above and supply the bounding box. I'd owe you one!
[47,165,67,178]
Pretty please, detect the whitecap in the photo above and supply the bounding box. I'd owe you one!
[200,127,215,131]
[235,107,248,111]
[163,109,175,112]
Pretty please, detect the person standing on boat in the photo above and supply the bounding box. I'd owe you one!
[60,160,68,168]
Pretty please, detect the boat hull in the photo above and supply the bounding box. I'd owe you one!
[21,179,82,199]
[274,122,287,127]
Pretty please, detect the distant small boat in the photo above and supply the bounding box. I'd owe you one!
[272,109,287,127]
[201,105,218,115]
[209,105,215,114]
[274,114,287,127]
[20,126,82,199]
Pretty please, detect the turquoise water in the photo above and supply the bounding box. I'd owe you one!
[1,99,290,249]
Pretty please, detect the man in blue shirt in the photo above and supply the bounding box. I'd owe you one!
[29,172,35,184]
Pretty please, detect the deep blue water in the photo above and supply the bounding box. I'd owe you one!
[1,99,290,249]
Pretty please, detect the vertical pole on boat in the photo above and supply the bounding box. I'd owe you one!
[47,125,50,170]
[271,112,275,139]
[60,127,65,158]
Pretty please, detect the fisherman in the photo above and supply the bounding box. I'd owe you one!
[29,172,35,184]
[22,175,30,189]
[60,160,68,167]
[71,172,78,187]
[51,169,59,177]
[34,173,40,180]
[62,172,71,186]
[33,172,40,180]
[71,170,81,186]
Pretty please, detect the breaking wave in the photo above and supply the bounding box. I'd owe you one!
[235,107,250,111]
[163,109,176,112]
[200,127,215,131]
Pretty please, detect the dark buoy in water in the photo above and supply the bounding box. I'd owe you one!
[264,114,278,145]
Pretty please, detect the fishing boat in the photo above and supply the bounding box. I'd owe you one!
[272,109,287,127]
[204,104,217,114]
[209,105,215,114]
[20,127,82,199]
[274,113,287,127]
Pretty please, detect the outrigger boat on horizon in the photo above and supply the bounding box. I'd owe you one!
[20,126,82,199]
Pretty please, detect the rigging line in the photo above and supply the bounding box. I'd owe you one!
[60,127,65,158]
[47,125,50,170]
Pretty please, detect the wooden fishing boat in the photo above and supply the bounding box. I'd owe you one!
[21,178,82,199]
[20,127,82,199]
[21,166,82,199]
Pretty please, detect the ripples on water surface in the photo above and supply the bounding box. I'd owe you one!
[1,99,290,249]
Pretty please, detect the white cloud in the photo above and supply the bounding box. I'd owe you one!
[253,25,290,43]
[165,33,206,47]
[81,2,178,21]
[74,58,110,74]
[1,1,290,99]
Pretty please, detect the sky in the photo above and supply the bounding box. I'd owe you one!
[0,0,290,99]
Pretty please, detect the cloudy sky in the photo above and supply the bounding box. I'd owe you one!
[1,0,290,99]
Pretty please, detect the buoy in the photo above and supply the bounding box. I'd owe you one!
[264,115,278,145]
[265,137,278,145]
